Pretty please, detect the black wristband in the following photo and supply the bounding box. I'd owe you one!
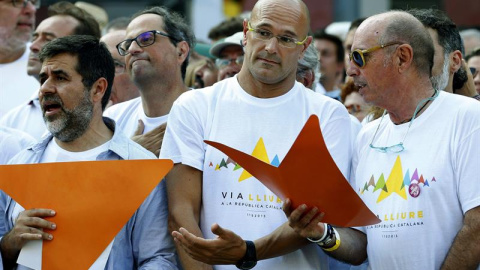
[235,240,257,270]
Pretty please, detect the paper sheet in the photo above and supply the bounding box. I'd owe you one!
[205,115,381,227]
[0,159,173,270]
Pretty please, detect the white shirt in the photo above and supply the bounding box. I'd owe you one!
[0,46,40,117]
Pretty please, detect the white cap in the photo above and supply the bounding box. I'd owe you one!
[209,32,244,58]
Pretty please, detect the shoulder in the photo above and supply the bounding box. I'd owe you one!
[104,97,142,119]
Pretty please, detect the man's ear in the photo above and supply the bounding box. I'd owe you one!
[91,77,108,105]
[396,44,414,73]
[176,41,190,64]
[449,50,462,73]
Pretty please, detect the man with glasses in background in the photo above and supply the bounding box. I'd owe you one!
[209,31,244,81]
[100,29,140,108]
[104,6,194,157]
[160,0,353,269]
[284,11,480,269]
[0,0,40,117]
[1,1,100,141]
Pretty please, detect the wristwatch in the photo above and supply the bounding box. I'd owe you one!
[235,240,257,270]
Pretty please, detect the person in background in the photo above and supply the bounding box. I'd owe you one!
[210,31,245,81]
[466,47,480,97]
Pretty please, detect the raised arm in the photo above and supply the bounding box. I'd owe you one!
[166,163,213,270]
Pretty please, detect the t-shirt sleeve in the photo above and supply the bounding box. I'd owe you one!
[455,114,480,214]
[159,95,206,171]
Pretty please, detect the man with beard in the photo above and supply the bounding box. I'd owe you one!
[0,35,177,269]
[0,1,101,140]
[0,0,40,116]
[408,9,478,98]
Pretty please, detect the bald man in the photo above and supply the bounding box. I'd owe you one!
[161,0,353,269]
[286,11,480,269]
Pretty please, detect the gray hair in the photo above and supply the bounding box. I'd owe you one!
[297,43,319,79]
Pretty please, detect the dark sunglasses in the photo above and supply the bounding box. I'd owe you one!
[349,42,402,68]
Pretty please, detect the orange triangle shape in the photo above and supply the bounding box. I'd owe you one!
[205,115,380,227]
[0,159,172,269]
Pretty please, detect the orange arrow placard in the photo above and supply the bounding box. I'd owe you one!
[205,115,380,227]
[0,159,173,269]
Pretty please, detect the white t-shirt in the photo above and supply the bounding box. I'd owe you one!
[104,97,168,136]
[352,91,480,269]
[0,46,40,117]
[0,96,47,141]
[0,126,36,164]
[161,77,353,270]
[40,139,110,163]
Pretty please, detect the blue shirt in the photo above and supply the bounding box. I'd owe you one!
[0,118,177,269]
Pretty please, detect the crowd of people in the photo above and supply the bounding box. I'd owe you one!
[0,0,479,269]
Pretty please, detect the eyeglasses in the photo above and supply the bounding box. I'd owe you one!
[11,0,40,8]
[116,30,174,56]
[349,42,401,68]
[369,89,439,153]
[470,67,478,77]
[215,55,244,68]
[247,21,308,49]
[113,60,125,74]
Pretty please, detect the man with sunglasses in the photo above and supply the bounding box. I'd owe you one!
[1,1,100,141]
[104,6,194,157]
[284,11,480,269]
[0,0,40,117]
[466,48,480,97]
[161,0,353,269]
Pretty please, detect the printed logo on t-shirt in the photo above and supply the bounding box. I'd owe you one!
[208,137,280,182]
[359,156,438,239]
[207,137,283,219]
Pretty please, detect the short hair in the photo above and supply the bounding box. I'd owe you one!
[132,6,196,79]
[208,17,244,41]
[381,12,434,76]
[348,18,366,32]
[48,1,101,38]
[39,35,114,110]
[408,9,464,55]
[313,31,345,63]
[298,43,319,76]
[102,16,130,35]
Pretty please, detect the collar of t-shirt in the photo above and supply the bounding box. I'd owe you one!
[140,113,168,134]
[40,138,110,163]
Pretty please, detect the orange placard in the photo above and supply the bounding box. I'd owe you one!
[0,159,173,269]
[205,115,380,227]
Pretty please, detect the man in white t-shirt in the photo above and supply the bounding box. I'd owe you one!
[160,0,353,269]
[0,35,176,269]
[285,11,480,269]
[0,0,39,117]
[0,2,101,141]
[104,6,194,156]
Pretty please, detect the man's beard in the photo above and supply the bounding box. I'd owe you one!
[43,89,93,142]
[431,54,450,91]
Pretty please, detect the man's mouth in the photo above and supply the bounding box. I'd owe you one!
[43,102,62,116]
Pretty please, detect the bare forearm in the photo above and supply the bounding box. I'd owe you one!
[0,234,19,269]
[326,228,367,265]
[254,222,310,260]
[441,208,480,269]
[168,212,213,270]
